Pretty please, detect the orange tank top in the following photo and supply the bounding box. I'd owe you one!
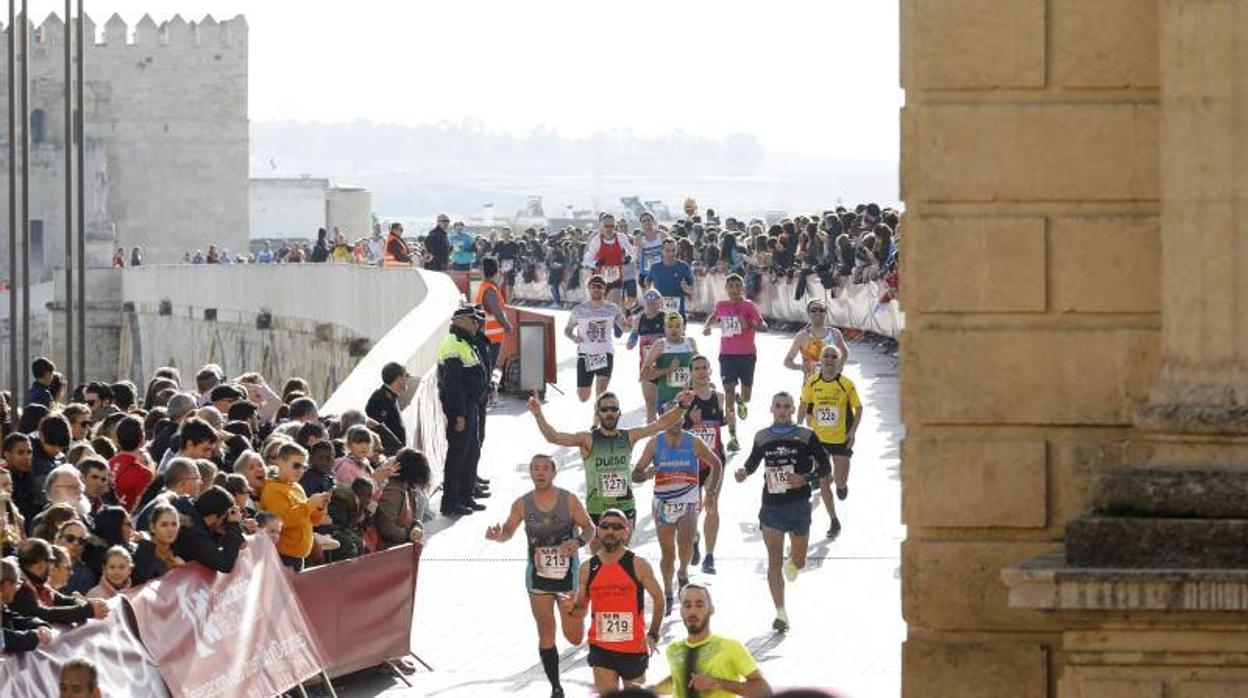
[587,551,647,653]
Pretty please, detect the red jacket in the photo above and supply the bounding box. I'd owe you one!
[110,452,154,513]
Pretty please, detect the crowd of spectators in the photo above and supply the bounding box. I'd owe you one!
[0,355,433,656]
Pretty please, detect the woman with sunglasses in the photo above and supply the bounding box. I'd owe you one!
[783,299,849,380]
[485,453,594,698]
[55,519,98,594]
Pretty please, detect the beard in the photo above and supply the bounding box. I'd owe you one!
[683,617,708,635]
[600,536,620,552]
[600,414,619,431]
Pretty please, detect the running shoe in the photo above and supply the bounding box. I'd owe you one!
[772,610,790,633]
[783,560,801,583]
[701,553,716,575]
[664,593,674,616]
[827,518,842,540]
[727,435,741,452]
[736,402,748,420]
[690,535,702,565]
[837,485,849,501]
[678,571,690,589]
[551,688,565,698]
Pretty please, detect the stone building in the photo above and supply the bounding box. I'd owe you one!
[0,13,247,276]
[901,1,1248,696]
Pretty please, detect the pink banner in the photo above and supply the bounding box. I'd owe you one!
[125,534,327,698]
[0,595,168,697]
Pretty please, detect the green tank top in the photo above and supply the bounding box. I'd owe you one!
[585,428,635,515]
[656,337,696,407]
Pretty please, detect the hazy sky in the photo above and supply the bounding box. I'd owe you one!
[42,1,900,161]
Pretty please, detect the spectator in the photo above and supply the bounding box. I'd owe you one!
[255,510,282,547]
[47,544,72,592]
[83,505,133,578]
[62,404,91,444]
[55,520,96,595]
[16,402,48,435]
[298,441,335,498]
[110,416,153,513]
[423,216,450,270]
[385,222,414,266]
[86,545,132,599]
[83,383,118,423]
[156,416,218,477]
[110,381,138,412]
[9,538,107,625]
[29,502,77,543]
[366,362,408,451]
[376,448,430,549]
[0,467,24,556]
[134,458,201,532]
[309,227,330,263]
[42,464,92,522]
[59,656,102,698]
[449,221,476,271]
[31,415,71,489]
[323,478,376,561]
[3,432,43,525]
[130,246,143,267]
[25,357,55,409]
[131,502,184,584]
[259,442,329,571]
[173,486,244,574]
[112,247,126,268]
[0,557,51,655]
[232,449,266,494]
[76,457,110,514]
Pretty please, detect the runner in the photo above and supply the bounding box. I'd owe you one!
[642,312,699,412]
[627,288,667,422]
[618,216,639,312]
[570,508,666,694]
[702,272,768,449]
[634,211,665,289]
[797,345,862,540]
[683,355,729,574]
[783,298,849,379]
[734,391,831,632]
[565,275,631,411]
[631,399,721,613]
[528,389,694,532]
[582,213,634,307]
[646,237,695,320]
[485,453,594,698]
[650,584,772,697]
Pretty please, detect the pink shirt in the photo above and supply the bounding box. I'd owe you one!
[713,300,762,355]
[333,456,385,501]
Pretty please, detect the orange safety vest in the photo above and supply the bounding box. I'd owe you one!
[383,234,411,267]
[475,279,507,343]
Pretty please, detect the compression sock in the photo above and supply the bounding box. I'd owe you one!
[540,646,562,690]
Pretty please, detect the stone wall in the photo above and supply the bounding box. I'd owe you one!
[899,1,1162,695]
[249,177,329,240]
[0,14,248,272]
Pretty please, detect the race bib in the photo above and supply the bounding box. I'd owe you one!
[661,297,681,314]
[721,315,743,337]
[534,546,570,580]
[691,425,718,450]
[668,366,691,388]
[501,259,514,272]
[815,406,839,427]
[765,465,795,494]
[585,353,609,372]
[595,611,634,643]
[600,472,628,499]
[663,500,693,522]
[602,265,622,283]
[585,318,610,344]
[644,248,662,267]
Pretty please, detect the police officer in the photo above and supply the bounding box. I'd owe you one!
[471,305,493,498]
[438,305,488,517]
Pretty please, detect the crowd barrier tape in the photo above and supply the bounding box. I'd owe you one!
[125,534,327,698]
[291,542,424,680]
[0,595,168,697]
[508,267,904,339]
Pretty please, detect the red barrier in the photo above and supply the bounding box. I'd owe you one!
[126,535,328,698]
[291,542,425,679]
[448,270,476,299]
[498,307,558,387]
[0,595,167,697]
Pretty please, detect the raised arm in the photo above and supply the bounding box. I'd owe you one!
[630,391,694,443]
[527,394,590,450]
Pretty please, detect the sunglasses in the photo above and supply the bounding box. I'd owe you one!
[598,406,620,414]
[598,522,626,531]
[59,534,84,544]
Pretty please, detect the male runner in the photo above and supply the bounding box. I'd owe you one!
[570,508,666,694]
[783,299,849,380]
[734,392,831,632]
[647,237,695,319]
[798,345,862,540]
[642,312,699,412]
[582,213,634,307]
[566,275,631,410]
[632,401,721,613]
[683,355,730,574]
[485,454,594,698]
[703,273,767,446]
[634,211,665,288]
[651,584,772,697]
[627,288,667,422]
[528,389,694,530]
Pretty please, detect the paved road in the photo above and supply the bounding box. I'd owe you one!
[336,309,904,697]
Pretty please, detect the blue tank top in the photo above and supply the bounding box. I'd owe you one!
[653,433,699,503]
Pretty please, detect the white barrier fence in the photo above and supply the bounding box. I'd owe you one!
[507,267,904,338]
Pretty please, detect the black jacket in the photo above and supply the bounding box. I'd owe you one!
[9,468,44,527]
[437,326,487,420]
[366,385,406,449]
[173,512,244,574]
[1,605,48,653]
[9,570,91,625]
[425,227,450,270]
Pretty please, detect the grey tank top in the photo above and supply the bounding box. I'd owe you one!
[524,488,575,550]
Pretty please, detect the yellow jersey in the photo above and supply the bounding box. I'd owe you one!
[664,634,758,698]
[800,372,861,444]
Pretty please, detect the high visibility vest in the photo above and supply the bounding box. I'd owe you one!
[475,279,507,344]
[383,235,411,267]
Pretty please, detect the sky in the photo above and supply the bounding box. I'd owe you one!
[29,1,901,161]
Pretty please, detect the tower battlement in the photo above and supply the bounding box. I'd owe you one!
[15,13,247,49]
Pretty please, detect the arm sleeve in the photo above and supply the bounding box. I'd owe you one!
[10,586,90,625]
[744,441,764,475]
[2,627,38,653]
[439,358,467,418]
[177,524,243,574]
[582,235,601,268]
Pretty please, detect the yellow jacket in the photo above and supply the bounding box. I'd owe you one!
[260,478,327,559]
